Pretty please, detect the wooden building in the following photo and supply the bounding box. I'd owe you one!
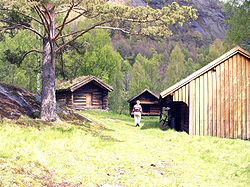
[160,46,250,140]
[56,76,113,110]
[128,89,161,116]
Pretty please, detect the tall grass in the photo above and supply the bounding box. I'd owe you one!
[0,112,249,186]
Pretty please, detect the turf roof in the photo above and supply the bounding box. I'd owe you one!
[55,76,91,91]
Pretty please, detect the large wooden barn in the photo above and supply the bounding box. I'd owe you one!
[160,46,250,140]
[56,76,113,110]
[128,89,161,116]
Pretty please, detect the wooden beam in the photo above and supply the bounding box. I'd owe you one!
[189,80,196,135]
[204,73,208,136]
[212,69,217,137]
[247,57,250,140]
[200,75,204,136]
[225,60,230,138]
[221,62,225,138]
[237,54,242,139]
[216,65,221,138]
[242,55,247,140]
[233,54,238,139]
[208,70,213,136]
[195,78,200,135]
[229,56,234,138]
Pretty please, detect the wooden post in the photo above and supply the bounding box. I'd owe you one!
[204,73,208,136]
[221,62,225,138]
[200,75,204,136]
[233,55,238,139]
[229,56,234,138]
[189,80,196,135]
[247,57,250,140]
[195,78,200,135]
[216,65,221,138]
[225,60,230,138]
[212,69,217,137]
[208,71,213,136]
[242,55,247,140]
[237,54,242,139]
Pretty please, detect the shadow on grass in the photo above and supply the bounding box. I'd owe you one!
[140,121,160,130]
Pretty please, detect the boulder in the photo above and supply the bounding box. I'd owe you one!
[0,83,40,119]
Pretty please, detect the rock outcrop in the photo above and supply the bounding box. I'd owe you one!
[0,83,40,119]
[0,83,92,122]
[148,0,227,41]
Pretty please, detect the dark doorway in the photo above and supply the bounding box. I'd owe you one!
[168,101,189,133]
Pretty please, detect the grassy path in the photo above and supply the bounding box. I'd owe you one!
[0,111,249,186]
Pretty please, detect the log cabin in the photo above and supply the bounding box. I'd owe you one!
[159,46,250,140]
[56,76,113,110]
[128,89,161,116]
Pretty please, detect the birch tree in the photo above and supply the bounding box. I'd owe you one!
[0,0,197,121]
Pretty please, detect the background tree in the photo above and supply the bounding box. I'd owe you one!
[164,45,187,87]
[129,50,163,97]
[0,0,197,121]
[0,30,40,90]
[207,39,226,63]
[224,0,249,50]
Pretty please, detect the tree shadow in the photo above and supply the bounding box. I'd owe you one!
[140,121,159,130]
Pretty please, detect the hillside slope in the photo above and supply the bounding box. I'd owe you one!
[0,111,249,186]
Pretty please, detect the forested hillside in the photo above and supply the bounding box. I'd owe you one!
[0,0,248,114]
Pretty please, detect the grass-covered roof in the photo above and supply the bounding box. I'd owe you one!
[56,76,113,92]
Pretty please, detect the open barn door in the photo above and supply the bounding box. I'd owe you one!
[160,101,189,133]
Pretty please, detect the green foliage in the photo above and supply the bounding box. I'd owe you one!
[0,0,197,38]
[193,31,203,41]
[129,50,163,97]
[207,38,226,63]
[224,0,250,50]
[0,30,41,90]
[194,39,225,68]
[164,45,187,87]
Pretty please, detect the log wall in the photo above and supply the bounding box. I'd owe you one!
[171,53,249,139]
[56,81,109,110]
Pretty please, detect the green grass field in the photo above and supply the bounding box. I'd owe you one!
[0,111,249,186]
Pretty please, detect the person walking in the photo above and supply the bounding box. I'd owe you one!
[133,100,143,127]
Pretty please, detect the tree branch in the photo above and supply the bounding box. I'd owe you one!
[41,4,53,28]
[55,9,70,14]
[0,8,42,25]
[55,20,112,53]
[120,17,160,23]
[20,49,43,65]
[54,3,75,40]
[56,9,88,30]
[0,20,44,38]
[95,26,131,35]
[33,5,54,64]
[33,5,50,36]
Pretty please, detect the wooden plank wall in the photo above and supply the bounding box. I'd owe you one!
[171,53,249,140]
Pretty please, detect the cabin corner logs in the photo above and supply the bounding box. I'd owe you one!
[160,46,250,140]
